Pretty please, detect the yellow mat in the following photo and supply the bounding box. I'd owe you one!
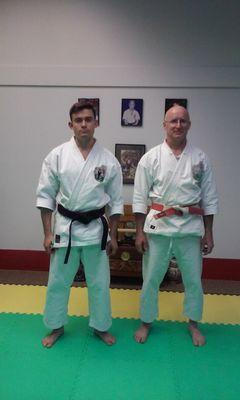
[0,284,240,324]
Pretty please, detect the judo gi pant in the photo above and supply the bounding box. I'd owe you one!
[43,245,112,332]
[140,234,203,323]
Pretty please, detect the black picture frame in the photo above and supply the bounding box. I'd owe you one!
[78,98,100,125]
[115,143,146,184]
[165,98,188,114]
[121,99,143,127]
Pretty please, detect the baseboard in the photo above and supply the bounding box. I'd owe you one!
[0,249,240,280]
[201,258,240,280]
[0,250,49,271]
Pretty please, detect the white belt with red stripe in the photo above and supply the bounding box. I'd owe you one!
[151,203,204,220]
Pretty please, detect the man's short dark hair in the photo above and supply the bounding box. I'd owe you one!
[69,102,96,120]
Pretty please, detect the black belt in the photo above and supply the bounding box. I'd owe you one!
[57,204,108,264]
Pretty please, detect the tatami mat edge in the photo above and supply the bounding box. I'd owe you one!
[1,284,240,325]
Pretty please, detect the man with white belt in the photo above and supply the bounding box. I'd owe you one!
[132,105,218,346]
[36,102,123,347]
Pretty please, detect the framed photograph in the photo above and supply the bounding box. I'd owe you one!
[121,99,143,127]
[78,98,100,124]
[165,98,188,114]
[115,143,146,184]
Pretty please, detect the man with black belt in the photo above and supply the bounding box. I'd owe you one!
[36,102,123,347]
[133,105,218,346]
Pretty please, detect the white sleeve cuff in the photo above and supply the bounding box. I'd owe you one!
[107,204,124,216]
[132,204,147,214]
[203,206,219,216]
[36,197,56,211]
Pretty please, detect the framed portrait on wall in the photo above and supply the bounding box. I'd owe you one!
[165,98,188,114]
[115,143,146,184]
[121,99,143,127]
[78,98,100,124]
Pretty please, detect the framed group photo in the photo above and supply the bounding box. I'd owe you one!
[115,143,146,184]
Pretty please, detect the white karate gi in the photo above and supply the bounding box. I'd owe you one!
[36,137,123,331]
[122,109,140,125]
[133,140,218,322]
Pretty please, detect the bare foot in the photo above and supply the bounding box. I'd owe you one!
[42,327,64,348]
[134,322,151,344]
[94,330,116,345]
[188,321,206,346]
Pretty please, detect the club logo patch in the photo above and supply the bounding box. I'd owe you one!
[94,165,106,182]
[192,161,204,185]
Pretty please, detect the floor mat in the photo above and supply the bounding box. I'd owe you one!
[0,313,240,400]
[1,284,240,324]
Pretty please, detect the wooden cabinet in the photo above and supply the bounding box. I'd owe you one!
[109,204,142,278]
[110,245,142,277]
[109,204,182,283]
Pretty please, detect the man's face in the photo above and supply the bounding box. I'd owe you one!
[69,108,97,148]
[129,100,135,110]
[163,106,191,145]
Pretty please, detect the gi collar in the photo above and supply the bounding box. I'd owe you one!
[163,139,190,156]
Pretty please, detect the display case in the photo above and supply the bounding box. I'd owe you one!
[109,204,142,277]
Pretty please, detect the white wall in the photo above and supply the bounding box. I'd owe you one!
[1,0,240,86]
[0,0,240,258]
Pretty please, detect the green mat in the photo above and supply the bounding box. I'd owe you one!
[1,314,240,400]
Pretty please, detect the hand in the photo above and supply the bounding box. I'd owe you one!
[106,238,118,256]
[135,231,149,254]
[201,232,214,255]
[43,233,54,255]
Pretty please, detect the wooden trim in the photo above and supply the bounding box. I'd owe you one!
[202,258,240,280]
[0,250,50,271]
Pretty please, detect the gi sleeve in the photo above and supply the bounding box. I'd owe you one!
[105,162,124,216]
[36,151,60,211]
[132,156,153,214]
[201,155,219,215]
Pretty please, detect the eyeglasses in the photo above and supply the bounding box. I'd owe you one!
[165,118,190,126]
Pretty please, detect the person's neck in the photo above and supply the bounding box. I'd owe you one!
[165,138,187,155]
[75,137,96,159]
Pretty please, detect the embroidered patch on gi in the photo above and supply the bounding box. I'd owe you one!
[150,225,156,229]
[192,161,204,184]
[55,234,61,243]
[94,165,106,182]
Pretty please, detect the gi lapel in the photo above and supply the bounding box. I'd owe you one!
[67,139,99,209]
[159,141,189,205]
